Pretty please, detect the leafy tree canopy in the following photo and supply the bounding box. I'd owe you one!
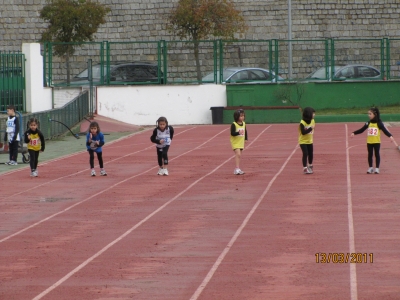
[168,0,247,41]
[40,0,111,56]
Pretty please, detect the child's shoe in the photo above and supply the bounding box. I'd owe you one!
[33,170,38,177]
[366,167,374,174]
[5,161,11,165]
[157,168,164,175]
[8,161,18,166]
[303,167,312,174]
[30,171,35,177]
[100,169,107,176]
[234,168,244,175]
[374,168,380,174]
[163,168,169,176]
[91,169,96,176]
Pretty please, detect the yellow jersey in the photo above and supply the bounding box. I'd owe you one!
[298,119,315,144]
[230,121,246,150]
[366,122,381,144]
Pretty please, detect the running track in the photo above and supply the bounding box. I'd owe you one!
[0,124,399,300]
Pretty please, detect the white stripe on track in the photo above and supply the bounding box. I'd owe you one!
[345,124,358,300]
[0,127,220,244]
[190,143,297,300]
[32,125,271,300]
[0,126,196,177]
[0,127,197,200]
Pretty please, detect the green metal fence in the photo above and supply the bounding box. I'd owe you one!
[1,90,89,142]
[0,51,25,111]
[43,38,400,85]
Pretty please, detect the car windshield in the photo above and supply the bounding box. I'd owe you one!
[202,69,239,82]
[307,66,341,79]
[75,65,106,79]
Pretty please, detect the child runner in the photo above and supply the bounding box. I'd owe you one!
[86,122,107,176]
[24,117,45,177]
[150,116,174,176]
[4,105,20,165]
[230,109,248,175]
[298,107,316,174]
[351,107,396,174]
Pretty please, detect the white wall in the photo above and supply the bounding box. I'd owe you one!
[22,43,52,112]
[97,85,226,125]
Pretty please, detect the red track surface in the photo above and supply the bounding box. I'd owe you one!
[0,123,399,300]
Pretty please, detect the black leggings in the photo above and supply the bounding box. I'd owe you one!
[89,150,103,168]
[156,145,170,167]
[367,143,380,168]
[300,144,313,167]
[28,149,40,171]
[9,140,19,162]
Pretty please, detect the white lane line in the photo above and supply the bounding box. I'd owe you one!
[32,126,272,300]
[0,127,197,200]
[0,128,221,244]
[0,126,196,177]
[345,124,358,300]
[190,143,298,300]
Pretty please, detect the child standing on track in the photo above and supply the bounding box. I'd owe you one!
[298,107,316,174]
[230,109,248,175]
[4,105,20,165]
[150,116,174,176]
[24,117,45,177]
[86,122,107,177]
[351,107,396,174]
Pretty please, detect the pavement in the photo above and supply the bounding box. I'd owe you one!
[0,115,149,174]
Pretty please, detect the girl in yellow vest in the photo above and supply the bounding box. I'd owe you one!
[351,107,396,174]
[24,117,45,177]
[298,107,316,174]
[230,109,248,175]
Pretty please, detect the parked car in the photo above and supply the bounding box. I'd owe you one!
[306,64,381,81]
[60,62,163,86]
[202,67,283,83]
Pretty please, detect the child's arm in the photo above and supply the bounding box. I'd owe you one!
[231,123,239,136]
[98,133,105,147]
[150,128,161,144]
[39,130,45,151]
[378,121,393,138]
[300,123,313,135]
[245,127,248,140]
[351,122,369,136]
[86,133,92,146]
[24,130,31,143]
[13,117,19,142]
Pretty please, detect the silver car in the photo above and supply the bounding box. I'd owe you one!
[202,67,283,83]
[306,64,381,81]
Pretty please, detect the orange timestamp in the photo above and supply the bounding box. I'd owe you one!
[315,253,373,263]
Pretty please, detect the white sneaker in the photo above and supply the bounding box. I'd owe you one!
[33,170,38,177]
[234,168,244,175]
[91,169,96,176]
[374,168,380,174]
[163,169,169,176]
[5,161,11,165]
[367,167,374,174]
[157,168,164,175]
[30,171,35,177]
[100,169,107,176]
[8,161,18,166]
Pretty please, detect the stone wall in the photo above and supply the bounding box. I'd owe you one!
[2,0,399,79]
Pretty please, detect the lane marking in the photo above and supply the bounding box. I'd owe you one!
[0,128,222,244]
[190,143,298,300]
[32,125,272,300]
[0,127,197,200]
[345,124,358,300]
[0,126,196,177]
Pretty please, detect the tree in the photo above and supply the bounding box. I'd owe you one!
[168,0,247,81]
[40,0,111,84]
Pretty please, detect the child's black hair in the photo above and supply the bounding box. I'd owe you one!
[27,117,40,129]
[157,116,168,127]
[233,109,245,123]
[6,105,16,111]
[302,107,315,123]
[89,121,101,133]
[369,107,381,122]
